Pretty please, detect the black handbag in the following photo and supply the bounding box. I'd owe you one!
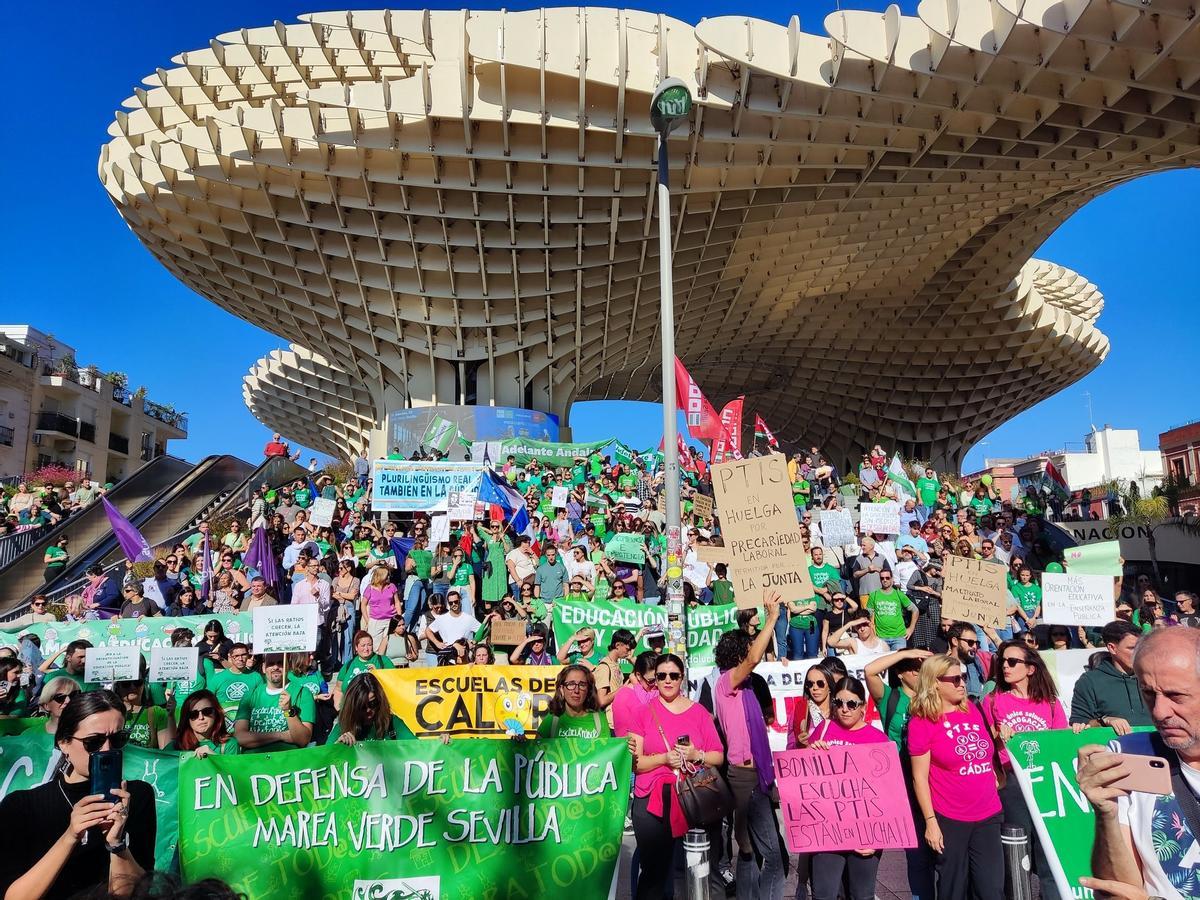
[650,707,735,828]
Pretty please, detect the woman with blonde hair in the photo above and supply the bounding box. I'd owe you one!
[908,654,1003,899]
[360,565,400,654]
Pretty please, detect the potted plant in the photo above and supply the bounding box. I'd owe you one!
[106,371,129,389]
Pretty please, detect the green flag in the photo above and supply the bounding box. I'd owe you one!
[1062,540,1122,576]
[178,739,631,899]
[500,437,614,468]
[614,442,636,467]
[422,415,459,454]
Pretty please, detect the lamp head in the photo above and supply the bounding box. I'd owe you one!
[650,78,693,135]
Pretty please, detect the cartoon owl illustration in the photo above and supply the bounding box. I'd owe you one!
[493,691,533,736]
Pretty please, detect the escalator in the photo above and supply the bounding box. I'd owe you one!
[0,455,193,607]
[177,454,309,533]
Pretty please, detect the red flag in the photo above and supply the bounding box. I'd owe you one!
[674,357,723,440]
[712,397,744,464]
[678,434,696,473]
[754,413,780,451]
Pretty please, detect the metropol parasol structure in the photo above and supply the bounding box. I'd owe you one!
[99,3,1197,467]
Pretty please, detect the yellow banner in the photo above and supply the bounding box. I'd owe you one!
[374,665,562,738]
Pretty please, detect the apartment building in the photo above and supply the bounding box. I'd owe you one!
[0,325,187,481]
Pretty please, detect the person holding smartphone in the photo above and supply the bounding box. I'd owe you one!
[0,689,156,898]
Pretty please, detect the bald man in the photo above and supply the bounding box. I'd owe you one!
[1076,626,1200,900]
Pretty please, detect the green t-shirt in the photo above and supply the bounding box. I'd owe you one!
[207,669,265,720]
[44,545,68,569]
[589,454,603,478]
[794,562,842,628]
[536,710,610,739]
[565,648,604,667]
[235,682,317,753]
[451,564,473,587]
[916,477,940,507]
[867,588,915,639]
[167,737,240,756]
[618,474,637,491]
[792,480,810,508]
[288,671,326,700]
[711,580,735,605]
[1010,582,1042,616]
[571,465,586,487]
[880,685,912,751]
[337,653,394,689]
[970,496,993,516]
[125,705,170,748]
[326,715,414,744]
[294,488,312,508]
[409,549,433,579]
[47,669,90,693]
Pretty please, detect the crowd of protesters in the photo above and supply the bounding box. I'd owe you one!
[0,434,1196,900]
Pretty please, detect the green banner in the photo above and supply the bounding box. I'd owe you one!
[0,613,252,659]
[1007,726,1155,899]
[500,438,614,468]
[0,729,180,872]
[685,603,740,668]
[422,415,459,454]
[605,532,646,565]
[552,598,666,668]
[178,738,631,899]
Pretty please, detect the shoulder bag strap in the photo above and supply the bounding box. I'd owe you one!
[647,704,671,754]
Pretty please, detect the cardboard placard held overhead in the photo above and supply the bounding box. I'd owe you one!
[710,454,814,609]
[859,501,902,536]
[252,605,319,654]
[490,619,528,647]
[149,646,200,683]
[1041,573,1116,627]
[693,544,731,566]
[308,497,335,528]
[817,509,855,548]
[941,554,1008,629]
[692,494,714,521]
[84,646,142,684]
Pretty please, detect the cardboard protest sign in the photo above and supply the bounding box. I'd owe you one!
[710,454,814,609]
[149,646,199,683]
[817,509,855,548]
[691,493,714,521]
[178,739,631,900]
[858,501,901,535]
[308,497,335,528]
[693,544,731,566]
[941,554,1008,629]
[551,486,569,508]
[252,605,319,654]
[1062,540,1122,576]
[773,744,916,853]
[84,645,142,683]
[374,665,561,738]
[1041,573,1116,627]
[605,533,646,565]
[490,619,528,647]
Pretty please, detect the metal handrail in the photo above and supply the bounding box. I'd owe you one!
[0,527,44,569]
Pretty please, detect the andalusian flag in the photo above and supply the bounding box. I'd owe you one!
[753,413,780,451]
[887,453,917,500]
[421,415,458,454]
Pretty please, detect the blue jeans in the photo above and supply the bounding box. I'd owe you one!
[340,605,358,662]
[403,576,426,630]
[788,624,820,660]
[883,637,907,651]
[773,613,790,659]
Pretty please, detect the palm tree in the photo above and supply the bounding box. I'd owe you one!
[1109,490,1172,585]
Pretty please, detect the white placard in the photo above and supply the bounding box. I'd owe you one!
[252,604,319,654]
[1041,572,1116,627]
[858,501,901,535]
[428,513,450,546]
[447,490,477,520]
[141,577,167,612]
[309,497,335,528]
[551,486,569,508]
[84,646,142,684]
[817,509,855,548]
[149,646,199,683]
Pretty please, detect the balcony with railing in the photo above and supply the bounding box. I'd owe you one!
[143,400,188,433]
[0,425,13,447]
[108,432,129,455]
[78,421,96,443]
[35,411,78,437]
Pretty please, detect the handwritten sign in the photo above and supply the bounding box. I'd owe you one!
[84,646,142,684]
[149,646,199,683]
[691,494,714,521]
[490,619,528,647]
[858,501,901,536]
[308,497,335,528]
[1041,573,1115,627]
[710,454,814,609]
[817,509,855,548]
[606,533,646,565]
[941,554,1007,629]
[773,743,917,853]
[551,486,569,508]
[1062,540,1122,577]
[428,513,450,546]
[252,605,319,654]
[447,490,478,520]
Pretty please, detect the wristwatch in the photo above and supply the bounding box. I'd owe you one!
[286,706,298,719]
[106,837,128,854]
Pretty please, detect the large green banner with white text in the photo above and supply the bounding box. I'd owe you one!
[0,613,252,659]
[500,438,613,468]
[685,603,740,669]
[0,729,180,872]
[178,738,631,899]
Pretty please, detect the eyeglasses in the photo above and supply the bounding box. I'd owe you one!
[805,679,826,690]
[74,729,131,753]
[832,698,863,711]
[188,706,217,721]
[937,675,965,687]
[563,681,588,690]
[1001,657,1029,668]
[655,671,683,682]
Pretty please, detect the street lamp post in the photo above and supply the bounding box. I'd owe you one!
[651,78,693,661]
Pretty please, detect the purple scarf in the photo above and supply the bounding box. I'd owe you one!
[741,679,775,794]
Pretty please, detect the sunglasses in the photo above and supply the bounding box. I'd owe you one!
[1002,657,1030,668]
[188,706,218,721]
[832,698,863,711]
[49,692,75,704]
[958,638,979,647]
[805,679,827,690]
[655,671,683,682]
[74,729,131,753]
[937,675,965,687]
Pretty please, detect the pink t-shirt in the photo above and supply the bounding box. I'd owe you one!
[810,718,889,746]
[364,583,399,620]
[714,669,752,766]
[611,681,656,738]
[983,692,1067,764]
[907,706,1002,822]
[632,698,723,836]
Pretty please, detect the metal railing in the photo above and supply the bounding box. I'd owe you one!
[108,433,129,455]
[79,421,96,443]
[0,527,44,569]
[143,401,188,432]
[35,411,78,437]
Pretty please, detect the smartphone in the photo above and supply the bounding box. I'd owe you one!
[677,734,691,746]
[1110,754,1173,795]
[90,749,124,805]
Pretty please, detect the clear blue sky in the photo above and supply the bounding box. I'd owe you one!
[2,0,1196,474]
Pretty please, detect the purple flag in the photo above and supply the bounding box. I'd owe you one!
[243,526,281,588]
[102,497,153,563]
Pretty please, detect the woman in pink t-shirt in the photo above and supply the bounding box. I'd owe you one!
[908,654,1003,900]
[807,676,890,900]
[361,566,401,653]
[982,641,1068,900]
[628,653,724,900]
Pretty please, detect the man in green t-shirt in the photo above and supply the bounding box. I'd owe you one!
[916,467,940,512]
[234,654,315,752]
[866,571,918,650]
[207,644,265,720]
[792,478,811,513]
[38,640,92,692]
[710,563,735,605]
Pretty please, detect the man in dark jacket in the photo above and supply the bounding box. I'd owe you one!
[1069,619,1150,734]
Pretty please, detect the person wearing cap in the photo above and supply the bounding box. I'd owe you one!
[558,628,602,667]
[892,546,921,592]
